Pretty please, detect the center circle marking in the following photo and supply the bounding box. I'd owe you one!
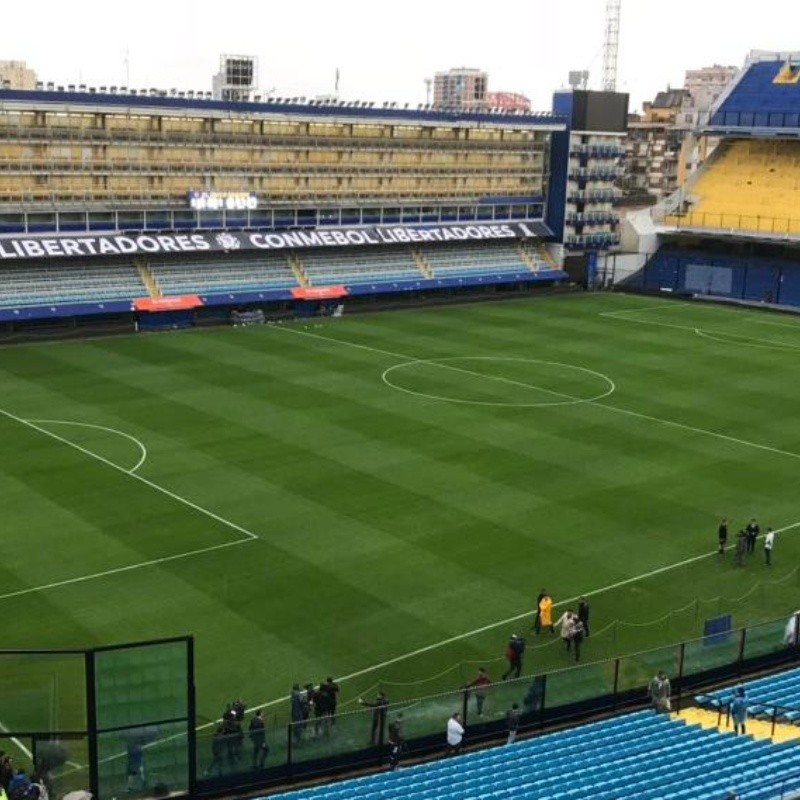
[381,357,616,408]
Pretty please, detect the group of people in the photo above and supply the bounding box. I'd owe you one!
[500,593,592,680]
[290,678,341,742]
[206,700,269,776]
[0,756,49,800]
[717,517,776,566]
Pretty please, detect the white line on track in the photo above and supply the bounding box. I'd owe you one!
[27,418,148,473]
[381,356,616,408]
[252,321,800,714]
[232,517,800,723]
[274,323,800,463]
[601,305,800,351]
[0,406,259,603]
[0,538,252,604]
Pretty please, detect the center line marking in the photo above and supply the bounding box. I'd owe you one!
[273,323,800,463]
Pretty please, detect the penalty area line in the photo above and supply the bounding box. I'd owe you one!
[0,406,258,543]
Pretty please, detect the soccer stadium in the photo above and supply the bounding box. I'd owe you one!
[1,28,800,800]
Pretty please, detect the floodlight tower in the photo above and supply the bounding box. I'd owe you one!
[602,0,622,91]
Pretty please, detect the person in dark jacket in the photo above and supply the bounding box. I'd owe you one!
[290,684,305,742]
[319,677,340,726]
[506,703,521,744]
[206,727,225,777]
[718,518,729,556]
[577,596,591,637]
[502,635,525,680]
[359,691,388,745]
[248,710,269,768]
[746,518,760,555]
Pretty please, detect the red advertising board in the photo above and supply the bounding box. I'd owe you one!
[290,286,348,300]
[133,295,203,311]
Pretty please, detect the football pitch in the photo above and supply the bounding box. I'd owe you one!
[1,292,800,733]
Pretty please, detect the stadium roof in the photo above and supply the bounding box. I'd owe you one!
[0,88,567,131]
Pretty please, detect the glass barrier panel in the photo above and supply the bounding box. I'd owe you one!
[94,641,188,731]
[34,735,91,799]
[0,653,86,732]
[616,644,681,696]
[682,632,741,677]
[394,691,462,745]
[288,704,377,766]
[97,721,189,800]
[743,618,792,662]
[196,721,277,780]
[545,660,616,710]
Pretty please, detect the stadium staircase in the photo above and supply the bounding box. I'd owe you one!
[676,707,800,744]
[264,710,800,800]
[412,249,433,278]
[520,242,557,272]
[289,253,310,287]
[135,260,162,298]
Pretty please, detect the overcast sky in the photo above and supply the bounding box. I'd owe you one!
[3,0,798,112]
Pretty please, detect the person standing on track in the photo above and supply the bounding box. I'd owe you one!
[718,518,729,556]
[764,527,775,566]
[578,596,591,637]
[745,518,760,555]
[538,592,554,635]
[533,588,546,634]
[502,635,525,680]
[464,667,492,717]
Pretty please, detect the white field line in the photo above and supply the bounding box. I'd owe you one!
[381,357,616,408]
[274,324,800,464]
[27,419,148,474]
[224,517,800,726]
[0,407,259,604]
[601,306,800,351]
[0,538,253,604]
[692,327,800,352]
[0,719,33,760]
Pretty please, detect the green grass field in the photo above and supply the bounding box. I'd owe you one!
[1,292,799,749]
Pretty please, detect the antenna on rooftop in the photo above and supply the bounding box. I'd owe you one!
[602,0,622,91]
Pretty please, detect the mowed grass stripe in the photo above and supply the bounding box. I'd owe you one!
[0,294,798,719]
[1,334,544,664]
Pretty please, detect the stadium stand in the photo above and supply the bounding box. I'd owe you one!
[668,139,800,234]
[696,666,800,722]
[148,254,299,296]
[264,710,800,800]
[711,56,800,129]
[421,241,546,278]
[0,261,145,307]
[298,247,424,286]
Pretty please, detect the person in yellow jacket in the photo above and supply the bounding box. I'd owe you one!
[538,592,554,634]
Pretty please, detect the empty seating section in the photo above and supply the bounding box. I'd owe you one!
[712,60,800,128]
[422,241,545,278]
[299,247,422,286]
[670,139,800,234]
[0,262,145,307]
[266,711,800,800]
[696,666,800,722]
[149,255,298,295]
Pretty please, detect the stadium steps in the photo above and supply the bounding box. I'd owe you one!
[675,707,800,744]
[412,249,433,279]
[290,253,309,287]
[136,260,161,298]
